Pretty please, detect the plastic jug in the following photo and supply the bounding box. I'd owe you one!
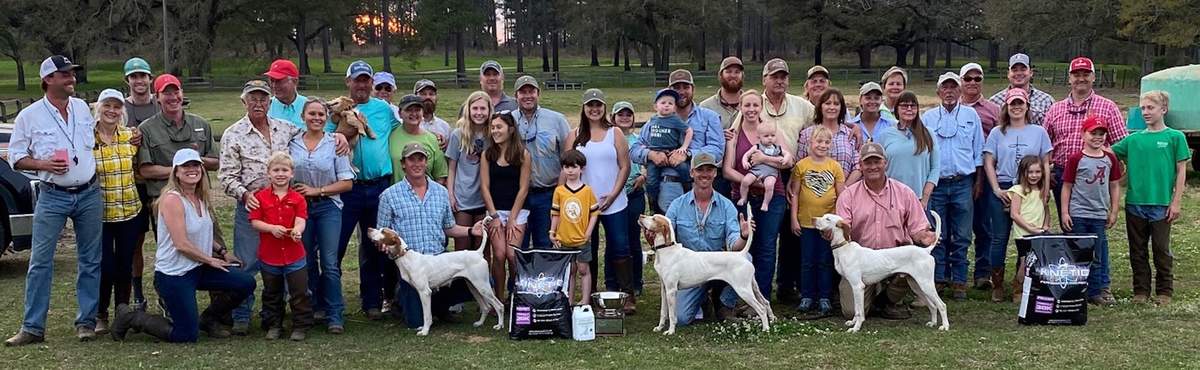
[572,305,595,341]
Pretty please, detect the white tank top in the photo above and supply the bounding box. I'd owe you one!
[155,191,214,276]
[578,127,628,215]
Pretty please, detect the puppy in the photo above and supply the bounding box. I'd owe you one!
[638,212,775,335]
[327,96,376,141]
[812,213,949,333]
[367,225,504,336]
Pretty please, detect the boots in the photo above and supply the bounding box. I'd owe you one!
[111,304,173,341]
[1011,260,1026,304]
[990,269,1006,303]
[611,257,637,315]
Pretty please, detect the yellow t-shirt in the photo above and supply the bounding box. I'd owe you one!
[551,183,597,248]
[1007,184,1045,238]
[792,157,845,228]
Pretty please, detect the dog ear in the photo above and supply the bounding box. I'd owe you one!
[658,216,675,245]
[836,220,852,241]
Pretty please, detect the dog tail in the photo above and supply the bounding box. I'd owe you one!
[472,215,492,254]
[924,211,942,252]
[737,203,754,254]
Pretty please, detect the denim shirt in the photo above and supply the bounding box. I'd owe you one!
[631,106,726,177]
[513,107,570,189]
[921,104,983,178]
[665,191,741,252]
[289,133,355,208]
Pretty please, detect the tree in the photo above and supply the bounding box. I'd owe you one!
[418,0,489,85]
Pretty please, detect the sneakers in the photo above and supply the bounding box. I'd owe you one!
[796,298,815,313]
[95,317,110,335]
[231,321,250,336]
[289,329,306,341]
[328,325,345,335]
[4,331,45,347]
[76,326,97,342]
[265,327,282,340]
[815,299,834,318]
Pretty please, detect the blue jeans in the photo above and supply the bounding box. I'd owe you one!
[645,162,691,211]
[1073,217,1111,297]
[394,277,472,328]
[775,172,801,295]
[674,282,738,327]
[655,180,687,216]
[590,207,631,292]
[973,183,994,279]
[155,266,256,343]
[800,228,834,300]
[606,188,646,292]
[338,178,390,311]
[738,194,785,300]
[928,174,974,284]
[304,199,345,326]
[231,201,261,325]
[986,181,1014,272]
[21,184,103,336]
[1051,166,1065,226]
[521,189,554,250]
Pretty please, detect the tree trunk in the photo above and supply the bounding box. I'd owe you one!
[295,13,310,75]
[894,45,910,67]
[735,0,743,59]
[380,0,391,72]
[444,32,451,67]
[321,26,332,73]
[925,39,934,69]
[591,38,600,67]
[541,35,550,72]
[516,39,525,73]
[455,30,466,87]
[944,40,952,68]
[13,57,25,91]
[612,35,620,67]
[988,40,999,71]
[663,35,672,71]
[856,46,872,69]
[721,36,729,58]
[652,38,662,72]
[910,42,920,66]
[814,33,823,66]
[697,30,707,71]
[764,17,772,57]
[552,31,560,73]
[623,37,631,71]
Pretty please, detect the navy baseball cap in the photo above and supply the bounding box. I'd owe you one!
[346,60,373,79]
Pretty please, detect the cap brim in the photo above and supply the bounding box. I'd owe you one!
[860,88,883,96]
[348,71,372,79]
[860,154,885,161]
[583,97,605,105]
[403,151,429,159]
[156,83,181,93]
[515,83,538,91]
[125,69,151,77]
[264,71,291,79]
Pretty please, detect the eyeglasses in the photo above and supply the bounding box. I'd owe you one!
[374,85,393,92]
[897,103,919,110]
[962,76,983,83]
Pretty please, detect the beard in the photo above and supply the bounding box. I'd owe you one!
[722,78,743,92]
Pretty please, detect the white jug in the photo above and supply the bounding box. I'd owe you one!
[572,305,595,341]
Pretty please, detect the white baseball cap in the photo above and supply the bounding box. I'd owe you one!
[96,89,125,104]
[172,148,203,167]
[959,63,984,77]
[936,72,962,87]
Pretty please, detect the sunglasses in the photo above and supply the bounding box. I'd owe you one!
[374,85,394,92]
[962,76,983,83]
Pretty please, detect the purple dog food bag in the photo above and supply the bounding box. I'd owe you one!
[1016,234,1095,325]
[509,249,576,339]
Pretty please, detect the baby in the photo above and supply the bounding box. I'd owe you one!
[739,121,791,211]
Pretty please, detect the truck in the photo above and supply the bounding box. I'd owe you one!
[0,122,38,254]
[1126,64,1200,172]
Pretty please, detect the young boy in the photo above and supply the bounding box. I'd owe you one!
[1061,117,1123,306]
[1112,90,1189,306]
[788,126,845,317]
[643,88,694,207]
[248,152,313,340]
[549,150,600,305]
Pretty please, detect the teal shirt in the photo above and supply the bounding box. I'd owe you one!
[269,94,308,128]
[326,97,399,180]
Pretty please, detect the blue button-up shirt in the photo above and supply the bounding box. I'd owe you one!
[513,107,570,189]
[665,191,741,252]
[269,94,308,128]
[289,132,355,208]
[377,177,456,255]
[631,105,725,177]
[848,113,897,143]
[921,104,983,178]
[325,97,398,180]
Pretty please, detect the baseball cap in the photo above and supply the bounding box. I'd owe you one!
[401,143,429,159]
[39,55,81,79]
[346,60,373,79]
[582,88,605,105]
[936,72,962,87]
[372,72,396,89]
[881,66,908,84]
[480,60,503,74]
[806,65,829,79]
[97,88,125,104]
[172,148,203,167]
[858,82,883,96]
[1008,53,1031,69]
[1081,116,1107,133]
[719,56,743,72]
[514,75,539,91]
[859,142,886,161]
[241,80,272,98]
[959,62,984,77]
[153,74,182,93]
[397,94,424,110]
[123,57,152,77]
[668,69,694,86]
[690,152,719,170]
[413,79,437,94]
[763,58,789,77]
[654,88,681,104]
[264,59,299,79]
[1004,88,1029,104]
[1069,57,1094,73]
[611,101,634,115]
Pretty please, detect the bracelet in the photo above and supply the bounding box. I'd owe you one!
[319,186,325,197]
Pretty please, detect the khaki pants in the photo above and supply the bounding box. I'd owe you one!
[839,275,913,320]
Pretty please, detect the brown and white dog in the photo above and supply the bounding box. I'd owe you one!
[638,212,775,335]
[367,225,504,336]
[327,96,375,142]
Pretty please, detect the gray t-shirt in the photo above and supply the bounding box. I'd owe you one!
[983,124,1052,183]
[125,98,161,126]
[1064,151,1122,220]
[445,128,487,211]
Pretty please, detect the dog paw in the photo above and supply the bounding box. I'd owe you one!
[473,320,485,327]
[416,329,429,336]
[926,321,936,327]
[938,324,949,331]
[652,325,664,332]
[663,329,675,335]
[492,323,503,330]
[844,320,855,327]
[846,327,860,333]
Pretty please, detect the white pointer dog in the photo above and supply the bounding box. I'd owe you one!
[367,222,505,336]
[811,212,949,332]
[638,209,776,335]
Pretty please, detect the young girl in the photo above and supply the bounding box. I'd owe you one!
[447,92,494,251]
[739,121,792,211]
[248,152,312,341]
[480,112,532,300]
[788,126,844,316]
[1006,156,1051,303]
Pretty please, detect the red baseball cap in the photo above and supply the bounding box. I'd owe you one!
[1004,88,1029,105]
[263,59,299,79]
[1069,57,1094,73]
[1081,116,1107,133]
[154,74,182,93]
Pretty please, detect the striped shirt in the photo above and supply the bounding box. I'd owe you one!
[796,123,861,176]
[94,125,141,222]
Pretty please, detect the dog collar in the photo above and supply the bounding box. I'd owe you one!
[831,240,850,249]
[652,243,673,250]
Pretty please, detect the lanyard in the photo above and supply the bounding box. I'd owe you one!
[42,99,79,164]
[693,197,712,232]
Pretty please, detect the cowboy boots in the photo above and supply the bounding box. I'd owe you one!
[990,269,1006,303]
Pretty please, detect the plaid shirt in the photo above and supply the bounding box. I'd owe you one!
[93,125,141,222]
[218,116,301,200]
[1044,92,1128,167]
[796,123,861,175]
[988,85,1055,125]
[377,177,455,255]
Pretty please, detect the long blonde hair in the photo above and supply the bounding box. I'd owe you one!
[730,89,762,132]
[457,91,494,156]
[155,163,212,211]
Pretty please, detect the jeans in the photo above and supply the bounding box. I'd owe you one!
[972,183,994,279]
[738,194,785,300]
[394,278,472,328]
[655,180,687,215]
[155,266,255,343]
[674,282,738,326]
[606,188,646,292]
[1051,166,1065,226]
[1072,217,1111,297]
[231,201,261,325]
[799,228,834,300]
[98,213,148,318]
[589,207,631,292]
[520,189,554,250]
[338,178,390,311]
[21,184,103,336]
[986,181,1014,271]
[928,174,974,284]
[260,259,311,330]
[645,162,691,211]
[304,198,345,326]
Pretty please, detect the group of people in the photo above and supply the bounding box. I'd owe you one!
[4,50,1187,346]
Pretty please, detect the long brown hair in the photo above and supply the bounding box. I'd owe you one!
[457,91,493,156]
[895,91,933,155]
[997,99,1033,135]
[484,112,525,167]
[574,100,612,149]
[1015,155,1043,195]
[812,88,847,126]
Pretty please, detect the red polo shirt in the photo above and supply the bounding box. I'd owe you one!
[248,187,308,266]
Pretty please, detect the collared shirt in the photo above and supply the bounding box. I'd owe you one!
[796,123,860,175]
[388,126,449,183]
[836,179,930,250]
[988,85,1055,125]
[847,113,897,143]
[137,112,218,197]
[630,105,725,177]
[219,116,301,200]
[377,177,456,255]
[665,191,741,252]
[1043,92,1128,167]
[921,104,984,178]
[960,97,1000,138]
[9,96,97,186]
[494,94,518,113]
[248,188,308,266]
[623,132,642,194]
[325,97,398,180]
[698,89,743,130]
[760,93,816,155]
[289,132,355,208]
[94,125,141,222]
[513,106,570,188]
[268,94,309,128]
[420,116,452,142]
[877,127,940,199]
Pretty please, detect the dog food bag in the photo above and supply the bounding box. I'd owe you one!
[1016,234,1095,325]
[509,249,576,339]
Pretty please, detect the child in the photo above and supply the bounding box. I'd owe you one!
[480,112,532,301]
[788,126,844,317]
[550,150,601,305]
[740,120,792,211]
[1061,117,1123,306]
[1006,155,1050,303]
[248,152,313,341]
[1112,90,1189,306]
[643,88,694,206]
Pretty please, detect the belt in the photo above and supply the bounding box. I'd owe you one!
[354,175,391,186]
[305,196,332,203]
[939,173,974,183]
[531,186,555,193]
[43,176,98,194]
[663,175,689,183]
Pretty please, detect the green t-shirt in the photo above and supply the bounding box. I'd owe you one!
[1112,128,1190,206]
[388,126,449,184]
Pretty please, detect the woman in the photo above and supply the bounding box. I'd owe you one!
[878,91,939,207]
[566,89,635,314]
[612,101,645,296]
[92,89,147,335]
[110,149,255,343]
[480,112,531,300]
[722,90,789,304]
[851,83,897,143]
[796,89,863,184]
[447,92,493,252]
[881,66,908,121]
[289,98,354,334]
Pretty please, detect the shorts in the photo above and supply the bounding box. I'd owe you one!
[494,210,530,226]
[563,244,592,263]
[749,164,780,179]
[459,207,487,217]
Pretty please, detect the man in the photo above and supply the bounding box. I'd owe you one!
[5,56,103,346]
[921,72,984,300]
[372,71,397,105]
[803,65,831,104]
[375,143,485,329]
[834,143,937,320]
[480,60,518,112]
[389,94,448,185]
[137,74,220,197]
[1044,57,1129,217]
[414,79,451,150]
[123,57,159,126]
[847,82,896,143]
[988,53,1055,125]
[264,59,308,128]
[699,56,745,130]
[958,62,1001,290]
[512,75,570,250]
[660,153,754,326]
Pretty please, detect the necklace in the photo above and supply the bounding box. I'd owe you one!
[42,99,79,165]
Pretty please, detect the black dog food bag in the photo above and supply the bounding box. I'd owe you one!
[509,249,576,339]
[1016,234,1095,325]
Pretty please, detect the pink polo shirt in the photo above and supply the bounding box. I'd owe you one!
[962,98,1000,139]
[835,178,930,250]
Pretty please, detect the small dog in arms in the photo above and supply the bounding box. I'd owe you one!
[367,222,504,336]
[638,209,775,335]
[811,212,949,332]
